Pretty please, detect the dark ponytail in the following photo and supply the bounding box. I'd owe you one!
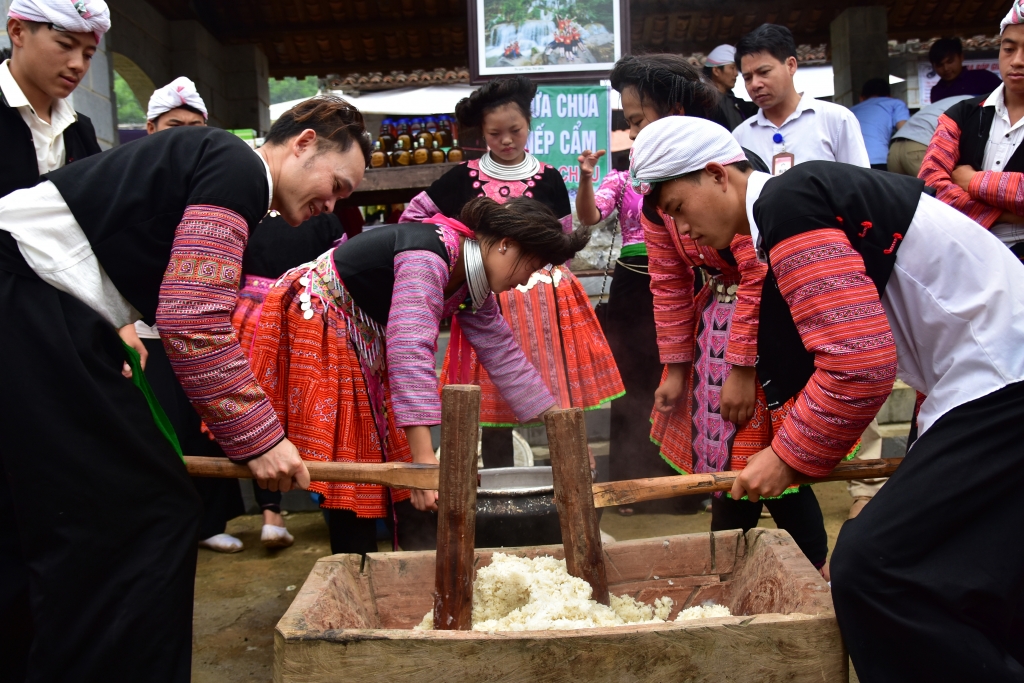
[609,54,720,120]
[460,196,591,265]
[455,75,537,129]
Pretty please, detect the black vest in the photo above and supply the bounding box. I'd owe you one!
[753,162,925,408]
[333,223,451,327]
[0,94,101,199]
[943,95,1024,174]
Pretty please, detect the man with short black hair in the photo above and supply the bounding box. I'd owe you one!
[732,23,869,175]
[928,36,1002,101]
[851,78,909,171]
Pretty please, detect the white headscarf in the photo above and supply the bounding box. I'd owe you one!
[629,116,747,195]
[706,45,736,67]
[1002,0,1024,34]
[8,0,110,43]
[147,77,208,122]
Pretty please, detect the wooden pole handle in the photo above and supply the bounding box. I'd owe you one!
[183,456,440,490]
[592,458,903,508]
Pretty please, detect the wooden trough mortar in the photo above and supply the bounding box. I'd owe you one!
[273,527,846,682]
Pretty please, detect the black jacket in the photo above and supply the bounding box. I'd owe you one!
[0,91,101,199]
[943,95,1024,174]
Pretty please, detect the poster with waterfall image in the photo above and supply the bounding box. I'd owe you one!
[474,0,622,77]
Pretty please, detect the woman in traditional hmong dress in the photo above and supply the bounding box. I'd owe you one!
[401,76,623,467]
[248,197,588,555]
[574,160,682,513]
[610,54,831,571]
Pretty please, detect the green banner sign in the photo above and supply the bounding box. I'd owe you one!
[528,84,611,197]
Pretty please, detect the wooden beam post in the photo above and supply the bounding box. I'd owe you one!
[545,408,609,605]
[432,384,481,630]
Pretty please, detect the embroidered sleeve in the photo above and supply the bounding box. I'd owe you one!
[459,295,556,421]
[918,114,1003,228]
[642,211,695,364]
[157,205,285,461]
[768,229,897,477]
[386,250,448,427]
[399,190,443,223]
[593,170,626,222]
[724,234,765,367]
[967,170,1024,216]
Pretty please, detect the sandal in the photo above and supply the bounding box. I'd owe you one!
[617,506,634,517]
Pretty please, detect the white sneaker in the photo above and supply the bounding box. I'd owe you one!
[199,533,243,553]
[261,524,295,548]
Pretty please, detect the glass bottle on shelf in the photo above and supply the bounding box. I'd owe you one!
[447,138,464,163]
[396,118,412,151]
[378,121,395,152]
[390,139,411,166]
[370,140,389,168]
[430,139,447,164]
[412,140,430,165]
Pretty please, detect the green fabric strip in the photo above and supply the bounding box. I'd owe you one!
[618,243,648,258]
[122,341,183,462]
[480,390,627,429]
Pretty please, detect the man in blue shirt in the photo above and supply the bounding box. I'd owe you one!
[851,78,910,170]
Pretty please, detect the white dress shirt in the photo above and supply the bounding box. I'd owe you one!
[981,84,1024,247]
[0,60,78,175]
[733,92,871,170]
[0,149,275,330]
[745,170,1024,439]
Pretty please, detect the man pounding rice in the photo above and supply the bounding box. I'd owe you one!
[628,115,1024,681]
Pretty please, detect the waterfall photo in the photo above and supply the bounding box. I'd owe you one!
[470,0,624,79]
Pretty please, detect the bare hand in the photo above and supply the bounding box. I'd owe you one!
[247,438,310,493]
[720,365,757,425]
[730,447,799,502]
[654,363,688,414]
[951,165,977,192]
[411,448,439,512]
[577,149,606,180]
[118,323,147,378]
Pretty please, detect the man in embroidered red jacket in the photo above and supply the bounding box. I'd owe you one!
[919,11,1024,262]
[630,115,1024,681]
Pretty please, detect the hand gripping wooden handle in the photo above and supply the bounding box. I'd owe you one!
[591,458,903,508]
[184,456,440,490]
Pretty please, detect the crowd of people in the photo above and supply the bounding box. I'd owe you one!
[1,0,1022,680]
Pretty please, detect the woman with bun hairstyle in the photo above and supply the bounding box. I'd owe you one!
[401,75,623,467]
[606,54,831,574]
[248,197,589,555]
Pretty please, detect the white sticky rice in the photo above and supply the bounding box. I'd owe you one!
[415,552,731,631]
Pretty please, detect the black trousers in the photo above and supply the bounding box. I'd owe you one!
[710,486,828,567]
[326,499,437,555]
[831,380,1024,682]
[0,237,199,682]
[604,257,676,482]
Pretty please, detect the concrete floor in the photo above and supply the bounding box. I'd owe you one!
[192,480,861,682]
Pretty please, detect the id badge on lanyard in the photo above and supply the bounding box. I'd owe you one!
[771,132,794,176]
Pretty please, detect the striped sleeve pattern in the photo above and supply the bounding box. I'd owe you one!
[458,293,556,422]
[398,190,442,223]
[724,234,766,367]
[918,114,1002,228]
[157,205,285,461]
[642,211,696,364]
[769,229,897,477]
[969,169,1024,216]
[386,250,448,427]
[593,170,625,222]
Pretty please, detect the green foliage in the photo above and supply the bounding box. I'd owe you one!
[482,0,614,31]
[268,76,319,105]
[114,71,146,125]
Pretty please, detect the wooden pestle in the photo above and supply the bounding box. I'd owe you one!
[432,384,481,631]
[545,408,610,606]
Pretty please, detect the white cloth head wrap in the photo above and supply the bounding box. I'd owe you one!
[147,77,208,122]
[629,116,747,195]
[705,45,736,67]
[1002,0,1024,34]
[8,0,110,43]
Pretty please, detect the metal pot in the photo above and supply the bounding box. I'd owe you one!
[474,466,562,548]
